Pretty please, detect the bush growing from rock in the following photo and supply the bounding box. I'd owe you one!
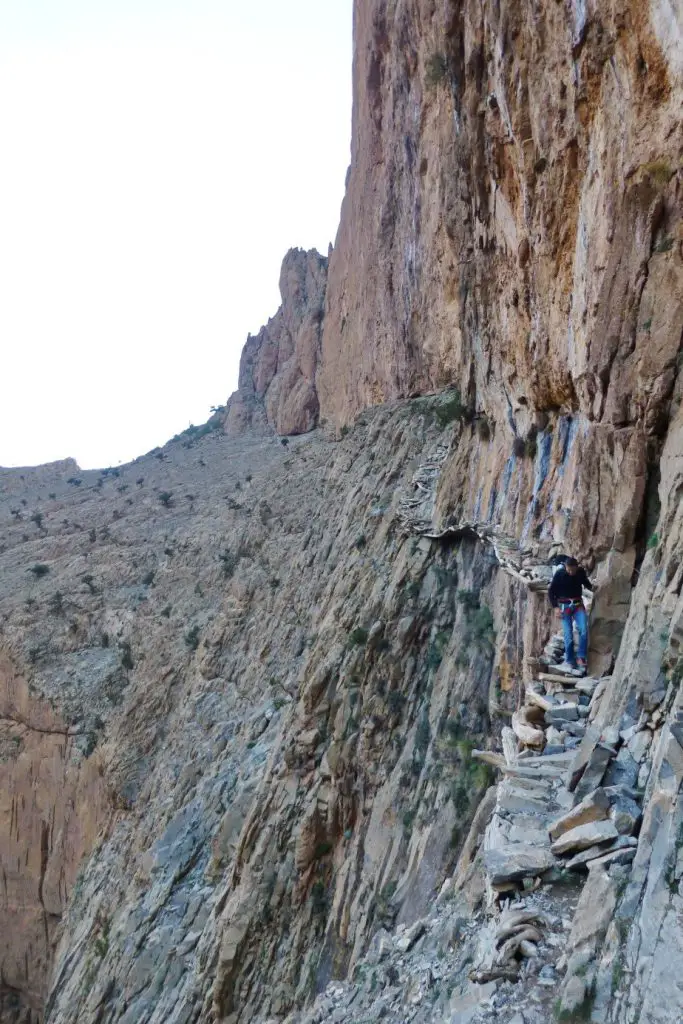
[185,625,200,651]
[120,642,134,670]
[425,52,449,88]
[29,563,50,578]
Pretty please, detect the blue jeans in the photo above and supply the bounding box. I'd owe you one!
[561,605,588,664]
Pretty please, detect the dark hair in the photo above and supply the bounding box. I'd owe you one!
[565,557,579,568]
[550,554,568,566]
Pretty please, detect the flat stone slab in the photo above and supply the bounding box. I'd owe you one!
[485,844,557,884]
[587,847,637,871]
[498,789,552,815]
[566,836,637,871]
[551,819,619,856]
[545,704,580,724]
[549,788,610,841]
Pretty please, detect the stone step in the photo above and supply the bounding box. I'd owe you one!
[504,764,567,780]
[484,843,558,885]
[565,835,637,871]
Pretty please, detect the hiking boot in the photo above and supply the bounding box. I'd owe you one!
[555,661,578,675]
[575,660,587,677]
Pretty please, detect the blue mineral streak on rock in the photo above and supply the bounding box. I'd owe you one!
[522,431,553,542]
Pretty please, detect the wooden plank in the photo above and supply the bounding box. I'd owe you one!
[472,749,506,770]
[525,687,555,713]
[538,671,584,685]
[502,726,518,766]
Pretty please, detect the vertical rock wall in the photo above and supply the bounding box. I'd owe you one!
[0,652,108,1023]
[223,249,327,437]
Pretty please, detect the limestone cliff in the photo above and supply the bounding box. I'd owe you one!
[2,2,683,1024]
[223,249,327,437]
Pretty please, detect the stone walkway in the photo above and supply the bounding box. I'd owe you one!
[469,660,642,1017]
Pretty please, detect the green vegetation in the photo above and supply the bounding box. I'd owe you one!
[30,511,43,529]
[642,158,674,185]
[93,916,110,959]
[219,549,240,579]
[612,955,624,992]
[158,491,173,507]
[435,389,466,427]
[313,841,333,859]
[656,235,675,254]
[415,710,431,756]
[348,626,369,646]
[427,630,450,670]
[387,691,407,716]
[185,625,200,651]
[469,606,495,647]
[647,532,659,549]
[142,571,155,586]
[173,419,222,447]
[29,563,50,578]
[553,980,596,1022]
[67,477,82,486]
[49,591,64,615]
[120,642,134,671]
[311,880,327,916]
[476,417,491,441]
[525,427,538,458]
[425,52,449,88]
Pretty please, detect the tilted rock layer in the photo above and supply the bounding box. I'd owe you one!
[2,1,683,1024]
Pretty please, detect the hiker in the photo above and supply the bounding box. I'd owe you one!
[548,556,594,675]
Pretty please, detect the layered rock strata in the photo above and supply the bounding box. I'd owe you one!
[3,1,683,1023]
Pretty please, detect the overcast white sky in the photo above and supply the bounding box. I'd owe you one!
[0,1,351,469]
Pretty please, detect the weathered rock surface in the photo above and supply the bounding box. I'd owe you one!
[3,1,683,1023]
[551,820,619,857]
[549,788,611,842]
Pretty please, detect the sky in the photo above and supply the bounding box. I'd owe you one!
[0,1,352,469]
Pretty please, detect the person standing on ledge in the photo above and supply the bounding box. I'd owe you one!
[548,557,594,676]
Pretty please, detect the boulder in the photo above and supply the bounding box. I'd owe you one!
[548,788,610,841]
[565,835,637,871]
[603,746,639,790]
[545,704,579,724]
[512,708,545,748]
[551,820,619,857]
[609,793,642,835]
[587,847,637,871]
[485,844,557,885]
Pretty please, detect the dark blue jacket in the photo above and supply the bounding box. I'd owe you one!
[548,567,593,607]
